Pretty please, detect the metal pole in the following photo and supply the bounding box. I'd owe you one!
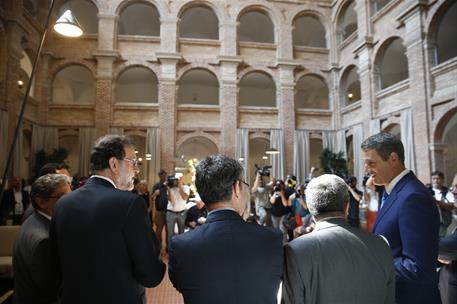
[0,0,57,209]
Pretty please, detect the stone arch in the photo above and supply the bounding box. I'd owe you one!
[339,64,361,106]
[236,4,278,44]
[334,0,358,43]
[373,36,409,91]
[427,0,457,66]
[177,64,220,84]
[432,105,457,178]
[114,65,159,103]
[50,60,97,79]
[51,63,96,104]
[176,0,225,24]
[177,3,220,40]
[239,70,276,107]
[57,0,99,34]
[176,132,220,157]
[115,0,165,17]
[291,10,328,48]
[433,104,457,142]
[295,73,329,109]
[114,61,161,82]
[177,68,219,105]
[238,66,277,83]
[116,0,161,36]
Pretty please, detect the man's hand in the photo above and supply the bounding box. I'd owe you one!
[438,258,452,265]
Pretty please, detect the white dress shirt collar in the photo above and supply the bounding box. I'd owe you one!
[385,168,409,195]
[37,210,52,221]
[90,175,117,189]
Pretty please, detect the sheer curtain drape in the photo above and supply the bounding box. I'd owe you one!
[45,127,59,153]
[293,130,310,184]
[401,109,416,173]
[31,126,59,176]
[322,131,335,152]
[352,124,364,189]
[13,122,23,177]
[146,128,160,186]
[78,127,95,177]
[270,129,285,180]
[335,130,347,157]
[0,111,9,177]
[236,129,249,184]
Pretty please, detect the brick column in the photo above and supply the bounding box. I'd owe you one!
[98,14,117,51]
[355,44,374,135]
[219,58,241,157]
[329,65,341,128]
[277,25,293,60]
[35,51,52,124]
[399,2,431,182]
[160,17,178,53]
[219,21,237,56]
[94,53,117,138]
[429,142,446,175]
[157,54,180,172]
[277,63,296,174]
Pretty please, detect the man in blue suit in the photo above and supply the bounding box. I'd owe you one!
[361,132,441,304]
[168,155,283,304]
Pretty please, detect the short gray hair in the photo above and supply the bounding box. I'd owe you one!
[305,174,349,216]
[30,174,70,209]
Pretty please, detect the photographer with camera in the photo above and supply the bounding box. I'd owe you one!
[270,179,292,243]
[288,183,311,236]
[166,174,190,249]
[251,165,274,227]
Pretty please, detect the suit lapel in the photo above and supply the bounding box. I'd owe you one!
[373,172,413,232]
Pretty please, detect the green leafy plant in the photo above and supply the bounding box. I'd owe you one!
[319,148,348,178]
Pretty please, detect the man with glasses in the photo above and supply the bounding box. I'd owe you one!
[13,174,71,303]
[49,135,165,304]
[168,155,283,304]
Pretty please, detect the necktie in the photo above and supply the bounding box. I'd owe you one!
[380,191,389,210]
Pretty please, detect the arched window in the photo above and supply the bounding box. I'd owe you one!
[58,0,98,34]
[115,67,158,103]
[238,10,274,43]
[295,75,329,109]
[435,1,457,64]
[118,2,160,36]
[177,69,219,105]
[239,72,276,107]
[179,6,219,40]
[293,15,326,48]
[52,65,95,104]
[337,0,358,42]
[341,66,361,105]
[372,0,391,14]
[19,51,35,98]
[378,38,409,89]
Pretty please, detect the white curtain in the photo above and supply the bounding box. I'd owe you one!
[0,111,8,178]
[353,124,364,189]
[78,127,96,177]
[401,108,416,173]
[270,129,285,180]
[322,131,335,152]
[293,130,310,184]
[13,122,23,177]
[370,118,381,136]
[146,128,160,186]
[44,127,59,153]
[31,125,46,174]
[335,130,347,157]
[109,127,124,135]
[235,129,250,184]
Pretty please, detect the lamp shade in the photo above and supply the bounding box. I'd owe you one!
[53,10,83,37]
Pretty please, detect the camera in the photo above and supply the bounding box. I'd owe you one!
[167,176,178,187]
[273,181,283,192]
[255,164,272,177]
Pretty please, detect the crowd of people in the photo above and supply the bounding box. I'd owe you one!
[0,132,456,304]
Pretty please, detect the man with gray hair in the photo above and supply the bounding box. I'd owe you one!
[282,174,395,304]
[13,174,71,304]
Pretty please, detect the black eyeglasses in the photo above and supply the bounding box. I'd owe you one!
[123,157,139,167]
[238,179,250,188]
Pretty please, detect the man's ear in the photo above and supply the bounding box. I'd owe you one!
[35,197,46,210]
[389,152,400,163]
[232,181,241,199]
[109,157,118,172]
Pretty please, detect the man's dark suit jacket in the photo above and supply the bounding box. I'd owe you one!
[169,209,283,304]
[0,189,29,224]
[13,211,60,304]
[373,172,441,304]
[439,230,457,304]
[50,177,165,304]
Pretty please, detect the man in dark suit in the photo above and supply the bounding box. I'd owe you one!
[1,176,30,225]
[50,135,165,304]
[361,132,441,304]
[13,174,71,304]
[282,174,395,304]
[169,155,283,304]
[438,173,457,304]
